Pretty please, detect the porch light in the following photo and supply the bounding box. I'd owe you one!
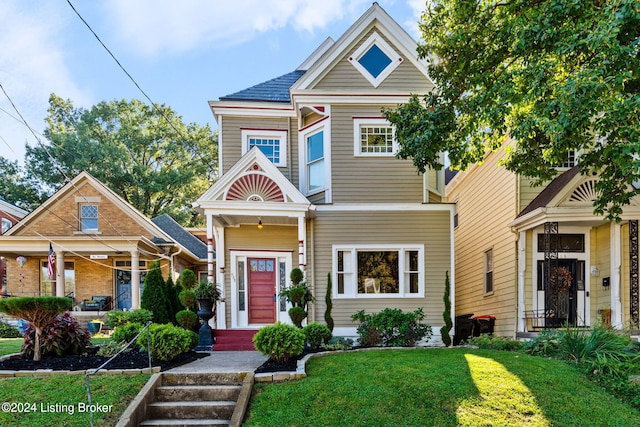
[258,219,263,230]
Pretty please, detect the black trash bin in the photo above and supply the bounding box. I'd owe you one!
[454,314,475,345]
[472,315,496,336]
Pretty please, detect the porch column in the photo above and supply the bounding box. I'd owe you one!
[611,222,623,328]
[55,251,65,297]
[214,224,226,329]
[517,231,526,332]
[131,250,140,310]
[206,213,215,284]
[298,215,306,269]
[629,220,639,327]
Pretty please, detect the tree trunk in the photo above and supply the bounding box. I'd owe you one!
[33,327,42,362]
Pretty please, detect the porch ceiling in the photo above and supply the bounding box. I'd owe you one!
[215,214,299,227]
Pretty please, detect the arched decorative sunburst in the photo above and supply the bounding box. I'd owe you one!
[225,173,285,202]
[568,180,598,202]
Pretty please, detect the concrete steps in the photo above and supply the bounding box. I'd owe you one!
[214,330,258,351]
[139,372,245,427]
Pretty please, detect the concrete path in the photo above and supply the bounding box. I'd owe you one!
[168,351,268,373]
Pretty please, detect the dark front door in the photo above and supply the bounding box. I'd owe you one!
[546,259,584,326]
[248,258,276,324]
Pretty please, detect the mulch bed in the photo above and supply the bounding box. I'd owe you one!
[0,347,208,372]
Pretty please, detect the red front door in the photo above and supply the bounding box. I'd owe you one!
[248,258,276,324]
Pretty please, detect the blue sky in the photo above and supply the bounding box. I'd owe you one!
[0,1,426,165]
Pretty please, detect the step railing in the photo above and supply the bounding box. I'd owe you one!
[85,321,153,427]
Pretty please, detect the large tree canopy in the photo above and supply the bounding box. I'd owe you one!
[26,94,218,225]
[0,157,47,211]
[384,0,640,220]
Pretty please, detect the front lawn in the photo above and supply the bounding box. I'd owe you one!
[245,348,640,426]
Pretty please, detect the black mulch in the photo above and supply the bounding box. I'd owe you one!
[0,347,208,372]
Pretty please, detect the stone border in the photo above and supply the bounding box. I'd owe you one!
[0,352,161,377]
[254,346,428,383]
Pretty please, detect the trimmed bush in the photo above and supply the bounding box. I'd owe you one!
[0,321,21,338]
[105,308,153,329]
[303,323,332,349]
[111,322,145,349]
[141,261,170,324]
[325,273,334,333]
[175,309,198,330]
[178,269,197,290]
[288,306,308,328]
[22,312,91,358]
[351,308,433,347]
[440,271,453,347]
[179,290,197,311]
[253,322,305,363]
[136,323,198,361]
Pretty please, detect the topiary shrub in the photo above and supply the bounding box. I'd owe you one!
[178,269,197,290]
[440,271,453,347]
[303,322,332,349]
[280,268,314,328]
[105,308,153,329]
[0,296,72,361]
[179,290,197,311]
[21,312,91,358]
[175,309,198,330]
[141,261,170,324]
[111,322,145,350]
[288,306,308,328]
[136,323,198,361]
[0,321,21,338]
[325,273,334,333]
[351,307,433,347]
[253,322,305,363]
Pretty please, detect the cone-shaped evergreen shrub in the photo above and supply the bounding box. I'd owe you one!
[141,261,170,324]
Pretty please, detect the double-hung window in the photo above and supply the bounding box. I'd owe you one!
[334,245,424,298]
[80,205,98,232]
[306,129,325,193]
[484,248,494,294]
[353,118,396,156]
[241,129,287,167]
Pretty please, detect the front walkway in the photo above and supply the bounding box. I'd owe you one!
[167,351,268,373]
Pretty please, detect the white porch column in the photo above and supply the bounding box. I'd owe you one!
[298,215,306,269]
[131,250,140,310]
[517,231,527,332]
[215,224,226,329]
[611,223,623,328]
[55,251,65,297]
[206,213,215,284]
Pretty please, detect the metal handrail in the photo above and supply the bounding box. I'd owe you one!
[85,321,152,427]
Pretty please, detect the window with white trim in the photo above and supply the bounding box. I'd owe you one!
[484,248,494,294]
[80,205,98,231]
[241,129,287,167]
[558,150,576,168]
[348,32,402,87]
[333,245,424,298]
[306,129,325,193]
[353,118,396,156]
[1,218,11,234]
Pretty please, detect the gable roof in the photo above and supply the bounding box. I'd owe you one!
[0,198,29,220]
[219,70,306,103]
[151,214,210,260]
[517,167,581,218]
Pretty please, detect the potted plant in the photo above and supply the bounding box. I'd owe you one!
[87,319,104,335]
[193,281,221,351]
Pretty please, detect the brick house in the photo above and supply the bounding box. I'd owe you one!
[0,198,29,295]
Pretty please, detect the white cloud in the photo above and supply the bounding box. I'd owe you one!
[0,1,91,163]
[105,0,371,56]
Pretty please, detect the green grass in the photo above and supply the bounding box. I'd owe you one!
[245,348,640,427]
[0,374,149,426]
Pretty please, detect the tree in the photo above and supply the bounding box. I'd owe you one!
[140,261,170,324]
[0,157,46,211]
[440,271,452,347]
[0,296,71,361]
[384,0,640,220]
[26,94,218,225]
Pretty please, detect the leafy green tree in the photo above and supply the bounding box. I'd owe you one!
[26,94,218,225]
[141,261,170,324]
[384,0,640,220]
[0,157,46,211]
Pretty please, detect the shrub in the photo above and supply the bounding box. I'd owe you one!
[111,322,145,349]
[467,334,523,351]
[137,323,198,361]
[280,268,314,328]
[0,321,21,338]
[105,308,153,329]
[288,306,308,328]
[21,312,91,358]
[325,336,354,351]
[521,329,562,357]
[175,310,198,330]
[253,322,305,363]
[325,273,334,333]
[97,340,129,357]
[440,271,453,347]
[179,290,197,311]
[165,276,182,323]
[351,308,433,347]
[178,269,197,290]
[141,261,170,324]
[303,323,332,349]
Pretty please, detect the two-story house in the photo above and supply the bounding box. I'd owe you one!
[194,4,455,340]
[447,141,640,337]
[0,198,29,295]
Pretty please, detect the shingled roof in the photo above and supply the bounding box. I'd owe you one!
[219,70,306,103]
[517,166,581,218]
[151,214,210,260]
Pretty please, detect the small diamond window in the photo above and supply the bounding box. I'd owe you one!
[358,44,392,78]
[349,32,402,87]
